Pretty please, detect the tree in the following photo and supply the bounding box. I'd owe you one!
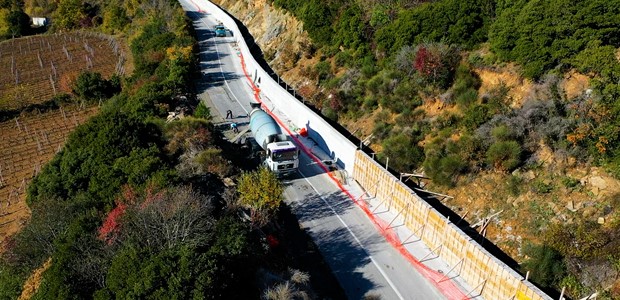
[72,72,119,101]
[117,186,214,250]
[5,8,29,37]
[237,168,283,227]
[54,0,84,30]
[102,4,129,34]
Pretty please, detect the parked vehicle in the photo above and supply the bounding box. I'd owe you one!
[248,104,299,177]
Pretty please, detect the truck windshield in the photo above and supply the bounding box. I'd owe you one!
[271,148,297,162]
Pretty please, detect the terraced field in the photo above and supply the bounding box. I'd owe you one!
[0,32,126,244]
[0,106,100,241]
[0,32,125,110]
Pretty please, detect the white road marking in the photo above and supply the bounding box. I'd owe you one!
[193,12,249,115]
[298,168,405,300]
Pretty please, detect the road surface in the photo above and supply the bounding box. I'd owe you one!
[179,1,451,299]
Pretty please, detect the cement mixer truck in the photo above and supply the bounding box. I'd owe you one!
[248,104,299,177]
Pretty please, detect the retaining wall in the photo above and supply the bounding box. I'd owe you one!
[353,151,551,300]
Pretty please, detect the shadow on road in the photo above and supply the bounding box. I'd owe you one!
[285,190,386,298]
[276,204,348,299]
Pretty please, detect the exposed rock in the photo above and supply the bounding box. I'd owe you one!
[512,194,527,208]
[548,202,561,215]
[598,217,605,224]
[223,177,235,187]
[589,176,608,190]
[566,200,576,212]
[524,170,536,180]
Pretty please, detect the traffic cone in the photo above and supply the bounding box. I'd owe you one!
[299,127,308,137]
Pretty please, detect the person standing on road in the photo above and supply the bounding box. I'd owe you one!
[226,109,233,119]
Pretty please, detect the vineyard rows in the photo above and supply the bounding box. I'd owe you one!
[0,105,99,240]
[0,31,125,111]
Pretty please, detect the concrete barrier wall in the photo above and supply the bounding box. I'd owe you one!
[196,0,358,174]
[353,151,552,300]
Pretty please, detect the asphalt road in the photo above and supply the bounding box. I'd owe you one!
[180,1,449,299]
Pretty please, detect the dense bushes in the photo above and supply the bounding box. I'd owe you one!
[73,72,121,101]
[27,110,168,206]
[374,0,493,54]
[379,131,425,172]
[2,8,30,38]
[489,0,620,79]
[423,134,480,186]
[521,244,566,288]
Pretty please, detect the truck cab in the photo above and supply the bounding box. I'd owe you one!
[265,141,299,177]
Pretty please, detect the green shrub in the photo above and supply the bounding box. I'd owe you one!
[73,72,119,101]
[434,113,461,131]
[491,125,512,141]
[334,50,353,67]
[452,64,482,96]
[314,60,332,83]
[460,104,489,131]
[379,132,424,172]
[0,263,27,299]
[424,153,467,187]
[486,140,521,172]
[321,106,338,121]
[455,88,478,108]
[560,176,579,189]
[372,121,392,140]
[299,1,334,46]
[194,101,211,120]
[363,96,378,109]
[531,178,554,194]
[520,243,566,288]
[506,174,523,196]
[559,275,588,298]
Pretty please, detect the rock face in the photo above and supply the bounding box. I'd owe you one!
[211,0,313,82]
[579,170,620,198]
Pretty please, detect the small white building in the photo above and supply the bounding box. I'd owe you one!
[32,17,48,27]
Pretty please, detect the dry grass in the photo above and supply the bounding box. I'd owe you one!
[475,65,533,109]
[18,257,52,300]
